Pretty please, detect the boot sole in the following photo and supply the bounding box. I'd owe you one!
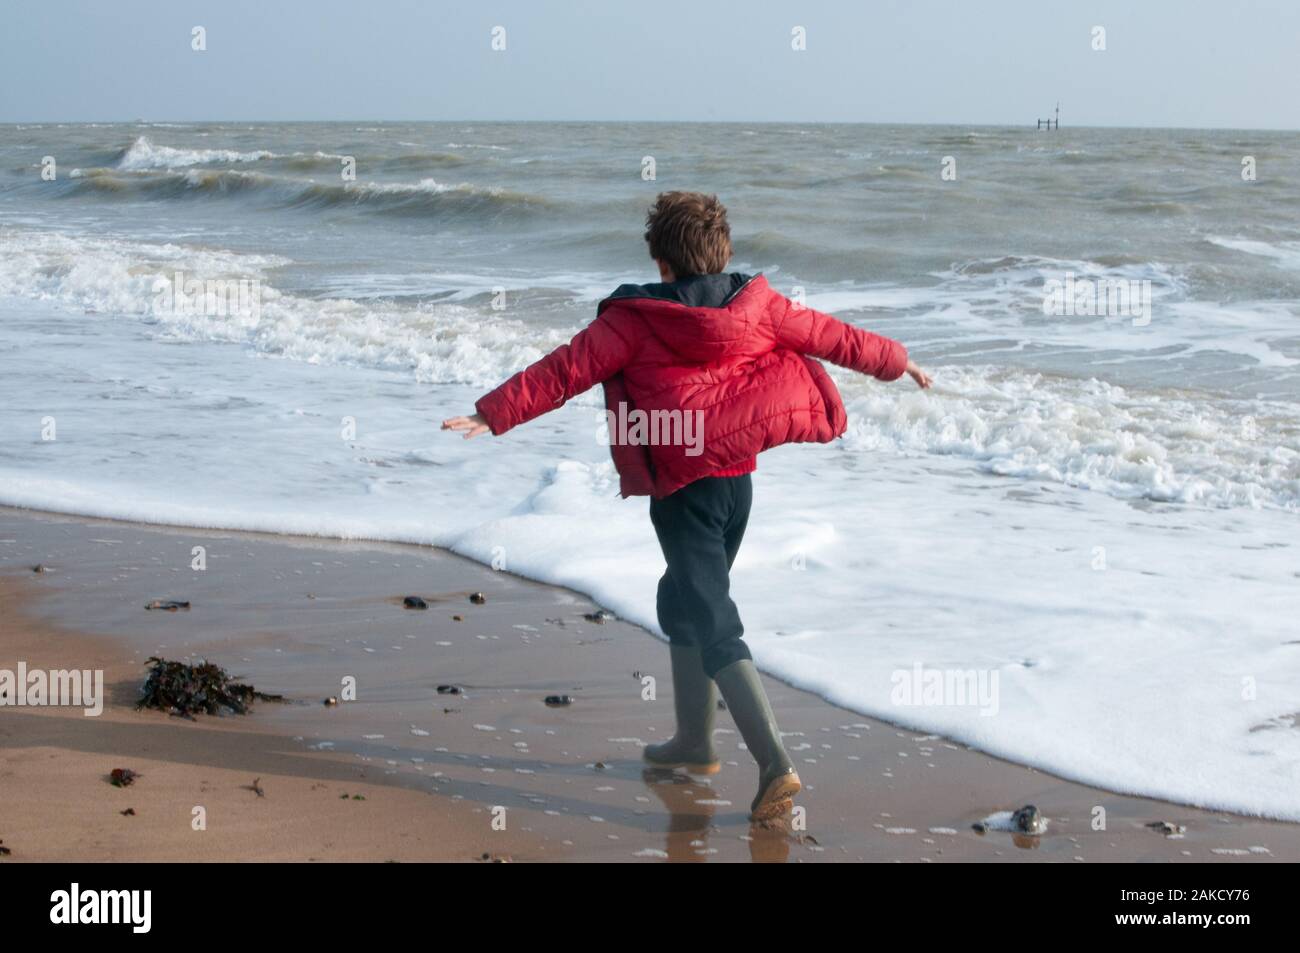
[749,771,802,821]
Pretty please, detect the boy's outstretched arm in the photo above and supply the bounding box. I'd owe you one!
[775,297,931,389]
[441,314,634,439]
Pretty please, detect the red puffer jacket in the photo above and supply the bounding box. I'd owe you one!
[475,273,908,498]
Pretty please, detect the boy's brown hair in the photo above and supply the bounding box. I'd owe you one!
[644,191,732,278]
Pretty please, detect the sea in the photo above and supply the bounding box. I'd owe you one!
[1,121,1298,818]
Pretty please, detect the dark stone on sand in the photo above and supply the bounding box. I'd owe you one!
[145,599,190,611]
[437,684,461,695]
[1146,820,1187,836]
[120,808,135,817]
[469,592,487,605]
[544,695,573,707]
[583,610,614,624]
[403,596,428,610]
[1011,804,1045,835]
[452,614,464,621]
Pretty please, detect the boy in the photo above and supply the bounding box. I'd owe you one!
[443,191,931,821]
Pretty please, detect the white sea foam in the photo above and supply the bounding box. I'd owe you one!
[350,177,509,198]
[113,137,358,172]
[835,366,1300,509]
[0,229,570,387]
[2,230,1297,512]
[117,135,275,170]
[1208,235,1300,271]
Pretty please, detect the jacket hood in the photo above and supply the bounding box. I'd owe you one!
[596,272,766,363]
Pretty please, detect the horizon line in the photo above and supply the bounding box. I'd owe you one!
[3,118,1299,134]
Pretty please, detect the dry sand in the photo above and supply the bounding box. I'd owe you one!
[1,505,1295,862]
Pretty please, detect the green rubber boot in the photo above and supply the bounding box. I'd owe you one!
[713,659,801,821]
[644,645,720,774]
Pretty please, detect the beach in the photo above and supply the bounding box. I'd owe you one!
[3,121,1300,825]
[2,505,1294,863]
[1,120,1299,860]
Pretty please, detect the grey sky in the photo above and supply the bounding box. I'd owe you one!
[2,0,1297,128]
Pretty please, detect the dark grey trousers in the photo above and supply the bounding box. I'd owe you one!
[649,474,753,678]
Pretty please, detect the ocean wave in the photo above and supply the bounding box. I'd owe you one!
[116,135,275,169]
[69,167,277,199]
[1103,200,1191,216]
[59,166,548,219]
[277,151,474,172]
[733,229,839,266]
[281,177,547,217]
[1055,150,1129,164]
[1207,236,1300,271]
[837,365,1300,511]
[4,226,1298,511]
[926,131,1004,147]
[949,253,1182,283]
[112,136,478,175]
[816,165,934,185]
[0,228,571,387]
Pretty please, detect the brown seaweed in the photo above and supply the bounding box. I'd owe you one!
[137,656,283,716]
[109,768,139,787]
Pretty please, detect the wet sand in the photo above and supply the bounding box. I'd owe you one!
[1,505,1295,862]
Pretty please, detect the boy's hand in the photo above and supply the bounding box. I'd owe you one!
[441,414,490,439]
[905,360,932,390]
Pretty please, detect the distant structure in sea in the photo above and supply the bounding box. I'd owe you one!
[1037,103,1060,130]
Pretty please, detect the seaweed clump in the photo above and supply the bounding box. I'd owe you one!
[137,656,283,717]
